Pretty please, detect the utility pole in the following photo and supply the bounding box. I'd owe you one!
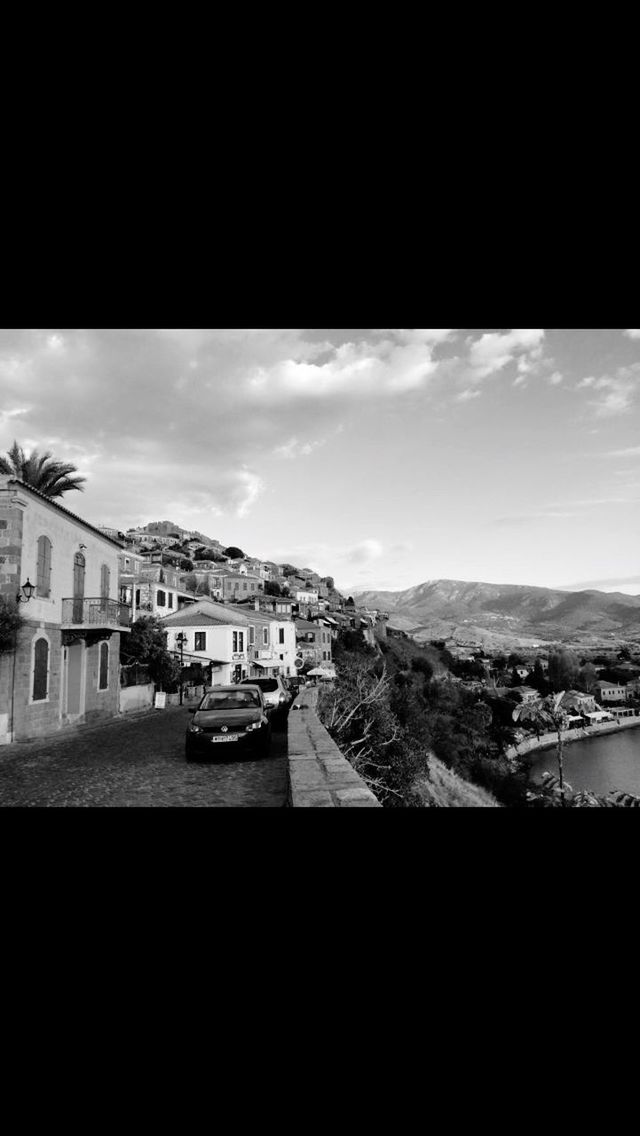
[176,633,187,706]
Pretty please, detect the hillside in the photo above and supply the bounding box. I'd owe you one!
[354,579,640,648]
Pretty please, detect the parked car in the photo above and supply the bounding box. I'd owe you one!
[241,676,292,729]
[186,685,272,762]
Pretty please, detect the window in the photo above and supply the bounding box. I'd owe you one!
[243,582,248,592]
[233,631,239,653]
[168,593,174,609]
[157,590,166,607]
[239,632,244,652]
[195,633,206,652]
[36,536,52,598]
[249,626,255,647]
[33,637,49,702]
[135,590,141,607]
[99,642,109,690]
[263,628,269,647]
[279,629,285,645]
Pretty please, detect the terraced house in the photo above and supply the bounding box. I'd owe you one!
[0,477,130,744]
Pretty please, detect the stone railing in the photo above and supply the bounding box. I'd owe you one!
[287,687,381,807]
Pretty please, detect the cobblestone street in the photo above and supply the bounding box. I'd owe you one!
[0,707,289,807]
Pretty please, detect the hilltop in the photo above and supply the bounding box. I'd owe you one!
[353,579,640,649]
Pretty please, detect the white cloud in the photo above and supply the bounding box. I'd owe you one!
[273,437,326,460]
[581,363,640,417]
[624,330,640,340]
[347,539,384,564]
[467,329,546,381]
[456,388,481,402]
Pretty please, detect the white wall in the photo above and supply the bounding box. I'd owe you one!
[119,683,155,714]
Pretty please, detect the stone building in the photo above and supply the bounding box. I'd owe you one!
[0,477,130,744]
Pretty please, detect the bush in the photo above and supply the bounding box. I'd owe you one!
[0,599,23,653]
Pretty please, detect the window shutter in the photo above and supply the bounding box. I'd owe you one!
[33,638,49,701]
[101,564,111,599]
[43,538,51,596]
[99,642,109,690]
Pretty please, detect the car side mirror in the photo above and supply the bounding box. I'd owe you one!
[188,707,197,714]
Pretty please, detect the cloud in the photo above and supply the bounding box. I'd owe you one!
[273,437,326,460]
[578,362,640,417]
[347,540,384,564]
[456,388,481,402]
[466,329,546,382]
[625,330,640,340]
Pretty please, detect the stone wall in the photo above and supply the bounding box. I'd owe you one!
[119,682,155,714]
[287,687,381,807]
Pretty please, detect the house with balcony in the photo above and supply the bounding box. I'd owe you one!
[120,561,196,620]
[0,477,130,744]
[295,618,333,668]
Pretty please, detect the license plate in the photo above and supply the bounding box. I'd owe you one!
[212,735,239,744]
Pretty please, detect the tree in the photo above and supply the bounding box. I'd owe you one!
[0,599,24,654]
[548,648,578,693]
[264,581,283,597]
[121,616,181,690]
[578,662,597,693]
[530,659,549,694]
[223,546,245,560]
[513,692,571,806]
[0,441,86,498]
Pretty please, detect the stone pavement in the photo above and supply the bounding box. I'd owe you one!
[0,706,289,808]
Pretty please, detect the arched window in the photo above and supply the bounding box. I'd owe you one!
[36,536,52,598]
[33,637,49,702]
[98,642,109,691]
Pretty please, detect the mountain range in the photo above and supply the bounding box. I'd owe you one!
[353,580,640,650]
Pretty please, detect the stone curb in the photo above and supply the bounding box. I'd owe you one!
[287,687,382,808]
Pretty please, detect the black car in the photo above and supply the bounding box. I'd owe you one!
[185,685,272,762]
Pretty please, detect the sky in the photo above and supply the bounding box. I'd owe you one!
[1,328,639,596]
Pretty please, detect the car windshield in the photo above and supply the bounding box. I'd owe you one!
[200,691,261,710]
[245,679,279,693]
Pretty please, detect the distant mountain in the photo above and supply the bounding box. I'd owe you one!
[353,579,640,649]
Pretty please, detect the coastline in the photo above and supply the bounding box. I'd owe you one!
[506,716,640,761]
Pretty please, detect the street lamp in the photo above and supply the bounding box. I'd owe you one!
[175,633,188,706]
[16,579,35,604]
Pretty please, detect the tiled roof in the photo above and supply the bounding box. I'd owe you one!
[159,611,236,628]
[4,478,125,548]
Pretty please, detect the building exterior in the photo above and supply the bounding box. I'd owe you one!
[0,477,130,744]
[160,598,297,683]
[120,561,195,620]
[596,681,628,704]
[295,618,333,667]
[161,601,251,686]
[243,609,297,678]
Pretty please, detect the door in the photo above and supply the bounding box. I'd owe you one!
[73,553,86,624]
[66,642,85,718]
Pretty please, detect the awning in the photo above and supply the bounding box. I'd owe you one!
[252,659,279,669]
[174,650,230,666]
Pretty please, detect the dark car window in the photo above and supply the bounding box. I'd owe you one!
[243,679,279,693]
[201,691,261,710]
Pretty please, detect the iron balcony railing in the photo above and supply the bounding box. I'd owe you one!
[62,598,132,630]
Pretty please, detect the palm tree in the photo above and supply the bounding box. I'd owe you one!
[0,441,86,498]
[513,691,571,806]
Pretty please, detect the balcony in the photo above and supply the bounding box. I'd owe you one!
[62,598,132,632]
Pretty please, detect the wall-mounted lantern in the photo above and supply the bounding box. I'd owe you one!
[16,579,36,604]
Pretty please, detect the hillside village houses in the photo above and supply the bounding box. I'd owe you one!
[0,476,130,744]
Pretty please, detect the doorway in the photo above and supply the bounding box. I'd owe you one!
[65,642,85,719]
